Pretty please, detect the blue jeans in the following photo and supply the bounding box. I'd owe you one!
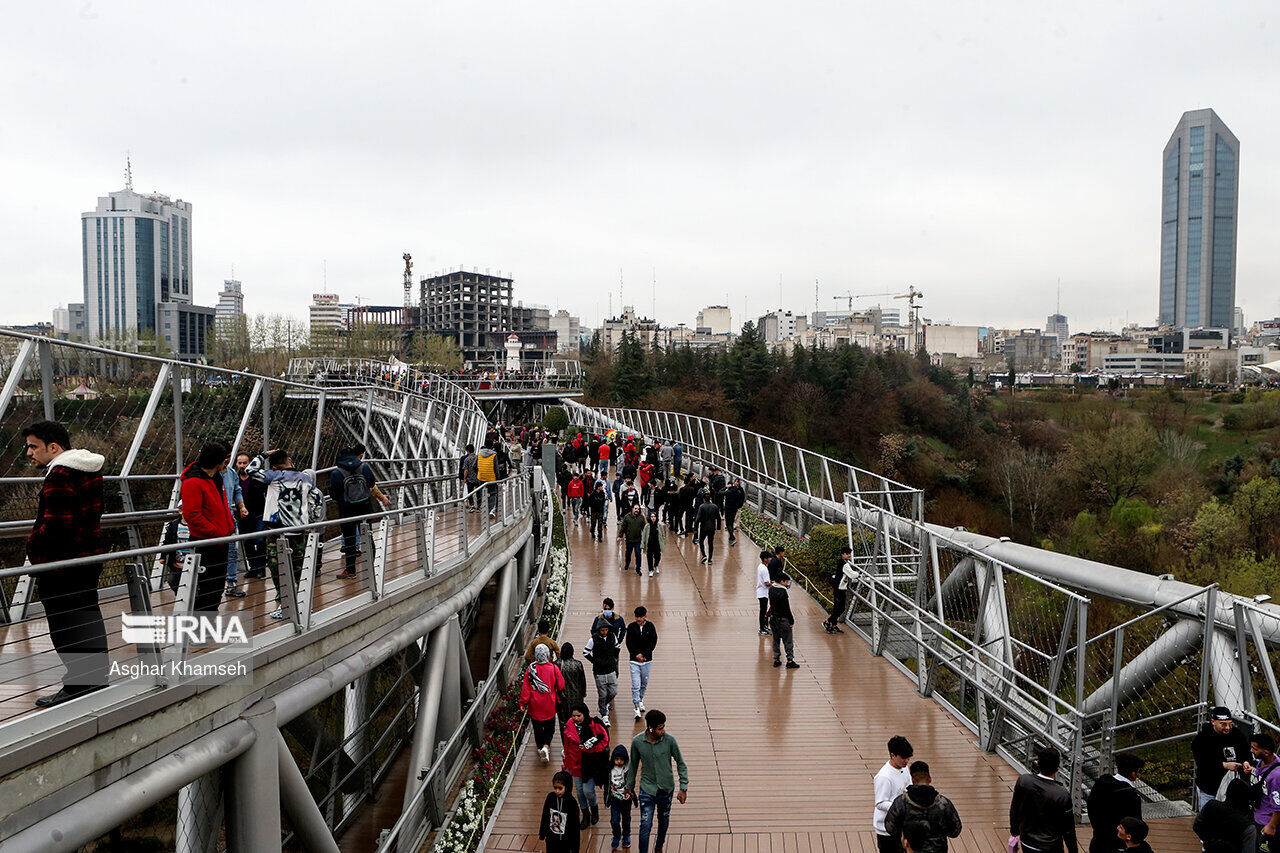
[574,774,597,814]
[611,800,632,848]
[225,540,240,584]
[630,660,651,706]
[638,790,672,853]
[624,541,642,571]
[599,459,609,477]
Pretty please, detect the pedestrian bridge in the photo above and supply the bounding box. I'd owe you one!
[0,337,1265,851]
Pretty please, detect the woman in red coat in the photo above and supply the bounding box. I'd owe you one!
[521,643,566,763]
[563,702,609,826]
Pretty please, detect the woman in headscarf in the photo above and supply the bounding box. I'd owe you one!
[520,642,566,763]
[556,642,588,750]
[563,702,609,827]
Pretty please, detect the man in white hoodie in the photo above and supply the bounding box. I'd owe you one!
[22,420,110,707]
[873,735,914,853]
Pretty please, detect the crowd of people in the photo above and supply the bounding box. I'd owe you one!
[19,415,1280,852]
[525,599,683,853]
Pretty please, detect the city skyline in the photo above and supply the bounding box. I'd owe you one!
[4,3,1280,335]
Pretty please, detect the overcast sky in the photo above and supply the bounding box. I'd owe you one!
[3,1,1278,335]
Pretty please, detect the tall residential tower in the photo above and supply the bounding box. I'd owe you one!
[1158,109,1239,330]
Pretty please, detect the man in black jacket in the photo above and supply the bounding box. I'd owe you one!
[724,479,745,545]
[1010,747,1078,853]
[677,478,698,536]
[625,606,658,720]
[584,618,622,727]
[768,574,799,669]
[885,761,963,853]
[1191,707,1251,809]
[824,546,853,634]
[1086,753,1143,853]
[695,498,721,565]
[587,481,609,542]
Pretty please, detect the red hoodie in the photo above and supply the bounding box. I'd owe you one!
[180,464,235,540]
[567,479,585,498]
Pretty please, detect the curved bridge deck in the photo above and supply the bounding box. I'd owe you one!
[488,508,1199,852]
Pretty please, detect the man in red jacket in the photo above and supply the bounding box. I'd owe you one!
[180,442,236,613]
[22,420,110,707]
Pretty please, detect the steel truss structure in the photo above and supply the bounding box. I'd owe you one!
[0,333,551,852]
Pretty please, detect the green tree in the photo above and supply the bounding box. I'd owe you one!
[612,330,648,406]
[1232,476,1280,555]
[1063,423,1160,505]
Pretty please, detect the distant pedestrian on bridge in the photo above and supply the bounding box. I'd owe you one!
[585,617,622,727]
[1086,753,1143,853]
[695,494,721,564]
[823,546,853,634]
[619,504,646,575]
[520,643,565,764]
[885,761,963,853]
[724,478,744,545]
[642,510,665,577]
[768,573,799,668]
[625,606,657,720]
[671,441,683,480]
[181,441,236,614]
[659,441,673,481]
[597,439,612,477]
[587,481,608,542]
[22,420,110,707]
[1192,706,1250,809]
[626,709,688,853]
[459,443,479,513]
[756,550,775,636]
[249,448,322,620]
[1009,747,1078,853]
[331,443,390,579]
[873,736,914,853]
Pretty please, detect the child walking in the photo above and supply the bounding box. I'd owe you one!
[539,770,581,853]
[607,744,634,851]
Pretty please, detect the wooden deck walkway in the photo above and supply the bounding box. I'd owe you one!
[487,506,1198,853]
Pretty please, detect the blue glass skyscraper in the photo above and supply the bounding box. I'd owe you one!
[1159,109,1238,330]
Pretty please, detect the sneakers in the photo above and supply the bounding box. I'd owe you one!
[225,584,246,598]
[758,629,771,636]
[786,660,800,669]
[830,625,844,634]
[602,714,610,727]
[634,706,643,720]
[773,659,782,667]
[638,702,646,713]
[655,567,660,575]
[648,570,654,577]
[538,746,550,762]
[270,608,286,620]
[337,569,358,579]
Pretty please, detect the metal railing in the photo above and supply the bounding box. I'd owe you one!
[287,356,584,394]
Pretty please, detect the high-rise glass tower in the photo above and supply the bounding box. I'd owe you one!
[1159,109,1238,330]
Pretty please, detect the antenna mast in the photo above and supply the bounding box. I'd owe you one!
[124,152,133,191]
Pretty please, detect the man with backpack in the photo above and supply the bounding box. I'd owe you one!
[248,449,323,620]
[459,443,480,513]
[331,443,391,579]
[476,439,510,518]
[884,761,963,853]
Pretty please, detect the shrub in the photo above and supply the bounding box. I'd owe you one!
[541,406,569,434]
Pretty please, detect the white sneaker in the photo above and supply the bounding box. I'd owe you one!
[539,746,550,762]
[638,702,646,713]
[270,608,285,620]
[648,570,654,577]
[602,714,610,727]
[634,707,642,720]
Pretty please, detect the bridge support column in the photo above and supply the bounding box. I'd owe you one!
[1209,625,1249,713]
[490,558,517,664]
[343,675,372,807]
[176,770,223,853]
[402,622,450,816]
[227,702,281,853]
[276,730,341,853]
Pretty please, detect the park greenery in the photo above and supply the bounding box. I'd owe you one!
[582,323,1280,600]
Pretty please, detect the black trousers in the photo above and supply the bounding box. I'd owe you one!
[590,512,605,540]
[340,511,375,574]
[646,549,661,571]
[38,567,109,689]
[876,833,901,853]
[532,716,556,749]
[758,597,770,632]
[725,507,739,538]
[827,588,848,626]
[192,542,228,613]
[697,528,715,561]
[240,515,266,574]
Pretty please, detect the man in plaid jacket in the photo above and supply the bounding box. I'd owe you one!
[22,420,110,707]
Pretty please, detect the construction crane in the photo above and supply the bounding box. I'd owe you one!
[832,291,898,311]
[894,286,924,351]
[402,253,413,317]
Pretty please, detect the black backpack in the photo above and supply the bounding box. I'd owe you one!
[341,464,372,505]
